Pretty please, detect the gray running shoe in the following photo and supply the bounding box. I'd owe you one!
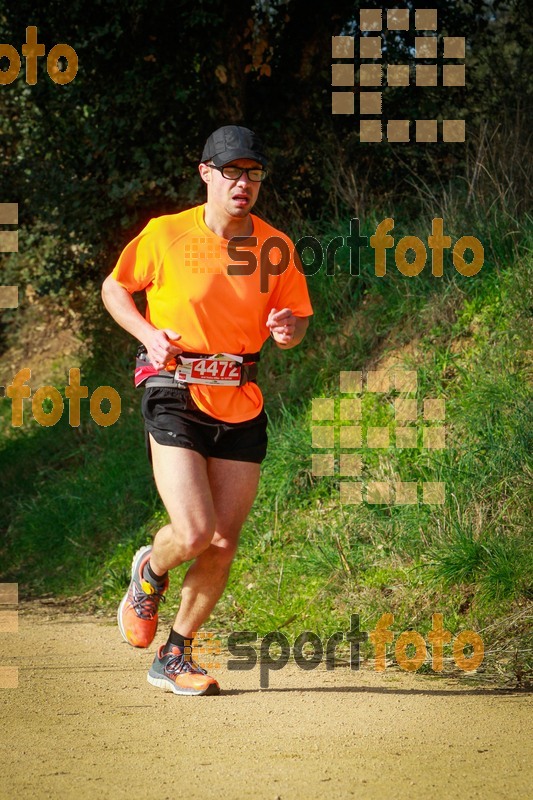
[148,645,220,696]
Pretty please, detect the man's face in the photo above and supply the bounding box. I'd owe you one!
[199,158,263,219]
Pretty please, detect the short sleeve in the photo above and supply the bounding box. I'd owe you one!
[110,220,160,294]
[268,237,314,318]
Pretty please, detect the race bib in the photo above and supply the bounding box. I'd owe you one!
[174,353,243,385]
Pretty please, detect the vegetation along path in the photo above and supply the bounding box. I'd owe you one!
[0,610,531,800]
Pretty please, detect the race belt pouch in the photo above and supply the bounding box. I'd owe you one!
[134,346,259,388]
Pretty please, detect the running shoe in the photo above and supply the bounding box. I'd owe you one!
[147,645,220,696]
[117,545,168,648]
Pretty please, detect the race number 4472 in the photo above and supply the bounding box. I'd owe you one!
[176,356,242,385]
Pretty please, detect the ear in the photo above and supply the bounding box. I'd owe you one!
[198,163,210,185]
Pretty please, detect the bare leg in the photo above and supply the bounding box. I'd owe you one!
[173,457,260,637]
[148,438,216,573]
[146,435,260,637]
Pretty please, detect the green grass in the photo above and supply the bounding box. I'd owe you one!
[0,203,531,684]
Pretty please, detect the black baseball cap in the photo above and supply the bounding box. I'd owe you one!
[201,125,268,168]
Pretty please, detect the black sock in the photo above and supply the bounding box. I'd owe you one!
[164,629,193,653]
[144,560,168,587]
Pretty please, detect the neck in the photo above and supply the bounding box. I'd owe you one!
[203,204,254,239]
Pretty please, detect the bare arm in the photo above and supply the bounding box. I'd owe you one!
[266,307,309,350]
[101,275,181,369]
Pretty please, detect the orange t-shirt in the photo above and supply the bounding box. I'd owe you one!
[111,204,313,422]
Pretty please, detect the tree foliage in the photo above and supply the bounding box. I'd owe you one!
[0,0,530,298]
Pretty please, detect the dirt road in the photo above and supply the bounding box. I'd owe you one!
[0,611,531,800]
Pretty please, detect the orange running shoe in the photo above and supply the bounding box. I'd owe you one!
[117,545,168,648]
[147,645,220,696]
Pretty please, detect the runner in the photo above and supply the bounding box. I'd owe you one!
[101,125,313,695]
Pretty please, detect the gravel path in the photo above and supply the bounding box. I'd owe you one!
[0,612,531,799]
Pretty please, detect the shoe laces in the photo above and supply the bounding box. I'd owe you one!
[131,584,166,620]
[164,650,208,676]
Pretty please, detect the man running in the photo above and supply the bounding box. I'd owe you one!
[101,125,312,695]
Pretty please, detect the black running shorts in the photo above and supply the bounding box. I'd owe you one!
[141,385,268,464]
